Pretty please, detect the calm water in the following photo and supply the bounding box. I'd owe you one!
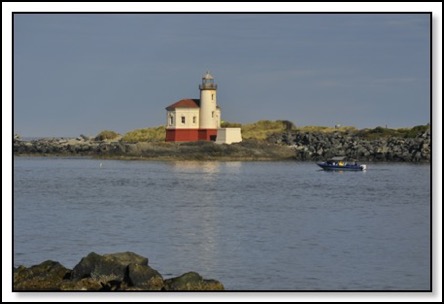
[13,157,431,290]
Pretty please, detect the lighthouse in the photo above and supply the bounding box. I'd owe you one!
[199,71,220,130]
[165,72,241,144]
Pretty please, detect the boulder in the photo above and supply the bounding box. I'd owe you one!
[59,277,103,291]
[79,134,90,141]
[13,260,70,291]
[71,251,148,281]
[163,272,224,291]
[127,263,164,290]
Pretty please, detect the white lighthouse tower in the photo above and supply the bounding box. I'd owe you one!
[199,71,220,130]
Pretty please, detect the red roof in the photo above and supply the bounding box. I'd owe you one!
[166,99,200,111]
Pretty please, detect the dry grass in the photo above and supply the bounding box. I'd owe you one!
[296,125,357,133]
[95,130,120,141]
[241,120,289,140]
[121,126,166,143]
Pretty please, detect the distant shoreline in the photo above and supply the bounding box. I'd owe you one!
[14,130,430,163]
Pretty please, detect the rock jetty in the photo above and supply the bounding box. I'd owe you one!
[269,128,431,162]
[13,126,431,162]
[13,137,296,161]
[13,252,224,291]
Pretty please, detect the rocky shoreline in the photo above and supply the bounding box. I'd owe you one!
[14,251,224,291]
[269,128,431,162]
[13,128,431,162]
[13,137,297,161]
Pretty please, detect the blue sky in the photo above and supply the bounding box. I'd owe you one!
[13,13,430,137]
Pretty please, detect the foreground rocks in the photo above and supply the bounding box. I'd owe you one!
[14,252,224,291]
[13,261,70,290]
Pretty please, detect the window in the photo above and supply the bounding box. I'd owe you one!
[193,116,196,124]
[212,94,214,100]
[181,116,186,124]
[212,111,214,118]
[169,115,174,125]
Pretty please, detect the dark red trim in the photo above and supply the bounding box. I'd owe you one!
[165,129,218,142]
[198,129,218,141]
[165,129,199,142]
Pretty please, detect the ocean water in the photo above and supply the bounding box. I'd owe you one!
[13,157,431,290]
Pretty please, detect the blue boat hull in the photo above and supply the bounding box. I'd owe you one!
[317,163,366,171]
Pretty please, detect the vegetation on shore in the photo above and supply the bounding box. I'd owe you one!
[355,125,430,140]
[120,126,165,143]
[94,130,120,141]
[101,120,429,143]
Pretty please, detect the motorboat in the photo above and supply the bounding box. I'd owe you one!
[317,156,367,171]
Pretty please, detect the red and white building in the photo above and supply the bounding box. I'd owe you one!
[165,72,241,144]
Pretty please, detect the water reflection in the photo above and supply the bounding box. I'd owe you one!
[224,161,242,173]
[168,161,222,272]
[170,161,221,175]
[166,161,244,273]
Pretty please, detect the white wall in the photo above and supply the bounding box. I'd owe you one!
[166,108,200,129]
[215,128,242,144]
